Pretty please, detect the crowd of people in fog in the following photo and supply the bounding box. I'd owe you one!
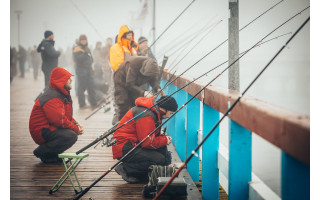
[13,24,178,192]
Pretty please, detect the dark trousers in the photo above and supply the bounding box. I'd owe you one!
[114,85,136,121]
[43,68,52,90]
[32,62,40,80]
[76,70,97,107]
[34,128,78,159]
[120,141,172,181]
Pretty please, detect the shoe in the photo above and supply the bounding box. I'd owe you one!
[115,163,140,183]
[40,157,63,164]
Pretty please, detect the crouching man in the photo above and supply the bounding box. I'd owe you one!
[112,95,178,183]
[29,67,84,163]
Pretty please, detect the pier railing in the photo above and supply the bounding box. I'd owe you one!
[160,71,310,200]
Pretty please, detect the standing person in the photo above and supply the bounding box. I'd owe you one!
[113,56,164,121]
[73,34,98,109]
[17,45,27,78]
[30,45,41,80]
[10,47,18,83]
[37,30,61,90]
[29,67,84,163]
[110,26,139,124]
[93,41,108,100]
[102,37,113,87]
[112,95,177,183]
[109,25,139,72]
[137,36,156,60]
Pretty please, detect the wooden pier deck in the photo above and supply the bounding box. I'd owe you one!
[10,71,225,199]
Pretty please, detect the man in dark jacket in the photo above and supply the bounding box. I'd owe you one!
[37,30,60,89]
[112,95,177,183]
[29,67,84,163]
[73,34,98,109]
[113,56,164,121]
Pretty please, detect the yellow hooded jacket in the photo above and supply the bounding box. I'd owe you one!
[109,25,139,72]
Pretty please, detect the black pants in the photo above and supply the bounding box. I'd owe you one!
[120,141,172,181]
[34,128,78,159]
[76,70,97,107]
[43,68,53,90]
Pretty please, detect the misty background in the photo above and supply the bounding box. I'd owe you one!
[10,0,312,197]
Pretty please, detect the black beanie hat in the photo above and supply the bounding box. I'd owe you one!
[156,96,178,112]
[44,30,53,38]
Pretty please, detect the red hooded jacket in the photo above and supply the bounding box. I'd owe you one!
[112,96,168,159]
[29,67,79,145]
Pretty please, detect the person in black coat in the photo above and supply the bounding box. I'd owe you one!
[37,30,60,89]
[73,34,98,109]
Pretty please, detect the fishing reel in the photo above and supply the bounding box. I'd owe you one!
[102,137,117,147]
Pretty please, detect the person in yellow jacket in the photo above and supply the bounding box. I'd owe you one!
[109,25,139,72]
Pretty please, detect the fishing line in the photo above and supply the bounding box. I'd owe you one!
[149,0,196,49]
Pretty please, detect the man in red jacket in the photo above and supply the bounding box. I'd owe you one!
[112,95,178,183]
[29,67,84,163]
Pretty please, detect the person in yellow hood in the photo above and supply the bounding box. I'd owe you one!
[109,25,139,72]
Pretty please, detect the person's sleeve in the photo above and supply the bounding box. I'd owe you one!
[110,45,124,71]
[149,75,161,94]
[44,43,60,58]
[73,51,87,63]
[126,66,145,97]
[136,116,167,149]
[43,98,79,133]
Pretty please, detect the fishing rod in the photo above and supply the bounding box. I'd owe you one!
[73,9,304,198]
[154,16,310,200]
[155,0,285,97]
[148,0,196,49]
[85,94,112,120]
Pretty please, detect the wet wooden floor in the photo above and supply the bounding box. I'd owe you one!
[10,71,226,199]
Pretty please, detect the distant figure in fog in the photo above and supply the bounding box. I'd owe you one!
[102,37,113,87]
[29,67,84,163]
[37,30,60,89]
[73,34,98,109]
[137,36,156,60]
[10,47,18,83]
[93,41,109,100]
[30,45,41,80]
[17,45,27,78]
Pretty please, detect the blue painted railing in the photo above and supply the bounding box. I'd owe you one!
[160,74,310,200]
